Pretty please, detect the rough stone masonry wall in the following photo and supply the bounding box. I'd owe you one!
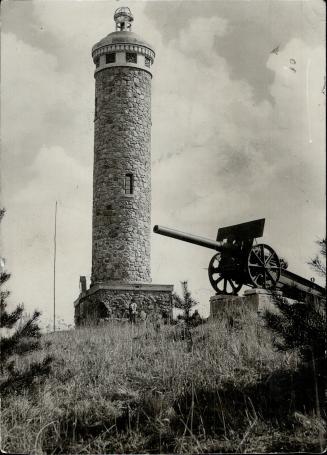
[92,67,152,284]
[75,289,172,326]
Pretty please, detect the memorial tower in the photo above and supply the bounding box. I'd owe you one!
[92,7,153,284]
[74,8,173,324]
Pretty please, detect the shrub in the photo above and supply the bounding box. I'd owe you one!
[173,281,199,322]
[0,209,52,396]
[263,238,326,451]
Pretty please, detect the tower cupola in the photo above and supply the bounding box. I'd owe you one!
[92,8,155,76]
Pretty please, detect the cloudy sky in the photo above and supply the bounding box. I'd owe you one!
[1,0,325,324]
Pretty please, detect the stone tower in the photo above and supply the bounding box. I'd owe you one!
[74,7,173,324]
[92,7,153,285]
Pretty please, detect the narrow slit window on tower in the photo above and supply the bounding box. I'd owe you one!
[126,52,137,64]
[95,57,100,68]
[95,97,98,119]
[106,53,116,64]
[145,57,151,68]
[124,173,134,195]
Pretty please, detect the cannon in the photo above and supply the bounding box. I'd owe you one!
[153,219,283,295]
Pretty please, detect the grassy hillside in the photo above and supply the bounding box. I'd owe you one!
[1,310,325,453]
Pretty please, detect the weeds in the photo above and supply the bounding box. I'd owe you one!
[1,314,325,453]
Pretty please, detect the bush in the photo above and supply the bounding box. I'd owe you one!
[173,281,199,322]
[0,209,52,396]
[263,238,326,451]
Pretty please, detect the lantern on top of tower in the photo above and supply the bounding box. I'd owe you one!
[114,7,134,31]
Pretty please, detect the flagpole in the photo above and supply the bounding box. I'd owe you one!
[53,201,57,332]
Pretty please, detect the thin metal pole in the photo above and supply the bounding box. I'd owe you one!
[53,201,57,332]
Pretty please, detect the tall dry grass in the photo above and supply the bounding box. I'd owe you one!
[1,310,325,453]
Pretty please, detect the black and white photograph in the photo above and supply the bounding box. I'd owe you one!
[0,0,326,453]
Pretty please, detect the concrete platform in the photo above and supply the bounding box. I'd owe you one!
[210,289,283,318]
[243,288,282,315]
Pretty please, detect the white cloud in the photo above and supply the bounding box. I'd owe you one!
[1,31,94,168]
[2,33,59,144]
[176,16,228,61]
[2,146,92,323]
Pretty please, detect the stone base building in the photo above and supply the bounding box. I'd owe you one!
[75,283,173,326]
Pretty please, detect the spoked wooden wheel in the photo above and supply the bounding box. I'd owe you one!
[247,244,281,289]
[208,253,243,295]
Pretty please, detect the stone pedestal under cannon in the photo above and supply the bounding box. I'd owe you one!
[209,289,282,319]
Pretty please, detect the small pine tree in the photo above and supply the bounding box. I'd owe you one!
[263,238,326,411]
[173,281,199,321]
[308,238,326,278]
[263,294,326,365]
[0,209,52,396]
[264,238,326,363]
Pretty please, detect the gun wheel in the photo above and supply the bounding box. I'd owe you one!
[247,244,281,289]
[208,253,243,295]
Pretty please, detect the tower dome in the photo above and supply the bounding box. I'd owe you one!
[92,8,155,76]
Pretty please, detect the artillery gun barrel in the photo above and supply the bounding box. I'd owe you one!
[153,225,226,251]
[278,269,325,298]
